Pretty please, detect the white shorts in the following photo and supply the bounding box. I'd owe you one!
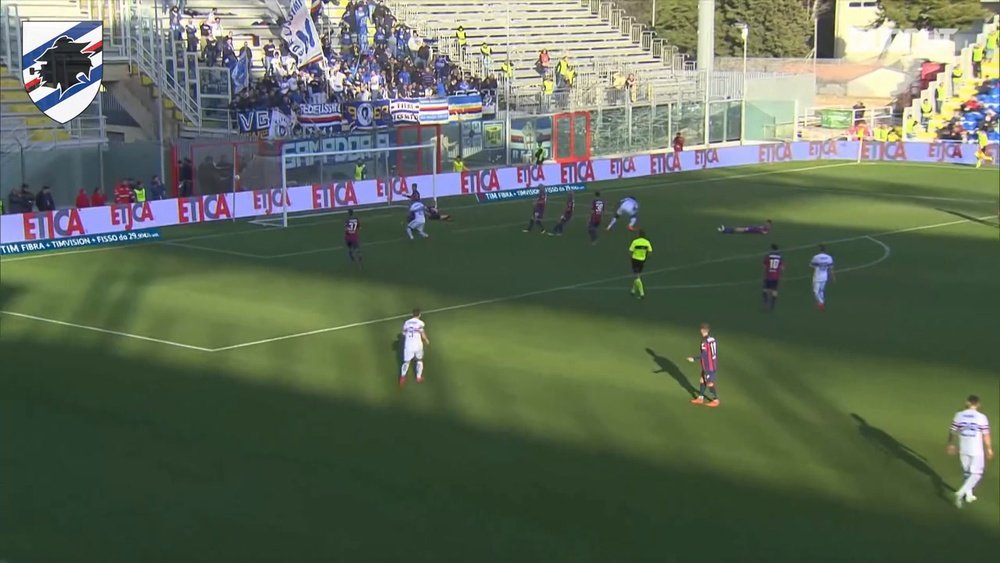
[813,280,827,293]
[616,204,637,217]
[407,218,425,230]
[961,453,985,476]
[403,345,424,362]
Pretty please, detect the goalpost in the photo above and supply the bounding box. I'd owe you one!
[249,140,440,228]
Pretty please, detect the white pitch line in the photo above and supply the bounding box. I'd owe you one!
[209,218,989,353]
[570,235,893,291]
[160,240,265,259]
[786,185,995,203]
[0,310,213,352]
[0,162,854,264]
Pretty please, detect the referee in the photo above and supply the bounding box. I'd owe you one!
[628,229,652,299]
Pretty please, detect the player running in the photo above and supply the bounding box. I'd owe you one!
[344,209,362,269]
[687,323,720,407]
[762,244,783,311]
[719,220,773,234]
[406,199,430,239]
[809,245,835,311]
[975,129,994,169]
[948,394,993,508]
[628,229,652,299]
[587,192,605,245]
[523,186,547,233]
[399,309,430,386]
[606,196,639,232]
[549,192,575,236]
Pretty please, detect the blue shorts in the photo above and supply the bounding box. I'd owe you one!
[702,370,716,383]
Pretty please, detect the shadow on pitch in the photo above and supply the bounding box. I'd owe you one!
[645,348,698,398]
[935,208,1000,229]
[850,413,954,501]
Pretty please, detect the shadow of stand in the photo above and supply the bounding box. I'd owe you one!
[645,348,698,398]
[850,413,954,501]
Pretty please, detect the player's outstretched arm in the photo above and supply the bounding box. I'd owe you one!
[985,430,994,459]
[421,329,430,345]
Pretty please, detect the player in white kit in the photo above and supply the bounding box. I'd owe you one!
[406,200,429,239]
[400,309,430,386]
[606,196,639,232]
[809,245,835,311]
[948,395,993,508]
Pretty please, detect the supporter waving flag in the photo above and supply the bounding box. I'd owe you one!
[282,0,323,68]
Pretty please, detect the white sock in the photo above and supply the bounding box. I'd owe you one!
[406,227,414,240]
[416,361,424,378]
[400,361,410,377]
[957,473,982,499]
[628,216,637,228]
[418,225,428,237]
[606,216,618,230]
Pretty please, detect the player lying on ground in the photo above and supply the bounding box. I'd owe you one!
[427,206,452,221]
[718,220,772,234]
[606,196,639,231]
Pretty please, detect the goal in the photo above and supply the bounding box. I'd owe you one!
[249,140,440,228]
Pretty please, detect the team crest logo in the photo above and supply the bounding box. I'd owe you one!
[21,21,103,124]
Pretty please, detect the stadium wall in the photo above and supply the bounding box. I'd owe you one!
[1,140,996,245]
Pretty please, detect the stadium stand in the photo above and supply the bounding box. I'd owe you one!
[907,20,999,143]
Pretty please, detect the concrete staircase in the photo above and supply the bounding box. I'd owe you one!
[385,0,693,99]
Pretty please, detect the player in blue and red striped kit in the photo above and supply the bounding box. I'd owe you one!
[719,219,772,234]
[587,192,605,244]
[550,192,575,235]
[523,187,547,233]
[762,244,784,311]
[687,323,720,407]
[344,209,362,269]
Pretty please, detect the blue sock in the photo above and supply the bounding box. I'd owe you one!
[525,219,534,231]
[588,226,597,241]
[722,226,734,234]
[699,383,706,397]
[708,385,718,400]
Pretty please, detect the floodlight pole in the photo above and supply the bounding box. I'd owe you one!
[737,23,749,145]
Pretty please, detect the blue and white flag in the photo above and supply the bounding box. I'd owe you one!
[230,56,250,94]
[21,20,103,124]
[389,98,420,124]
[282,0,323,68]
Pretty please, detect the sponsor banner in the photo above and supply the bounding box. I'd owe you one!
[476,183,586,203]
[2,141,996,244]
[237,109,270,134]
[448,93,483,121]
[297,102,343,131]
[343,100,391,130]
[0,229,161,256]
[390,98,420,123]
[419,98,449,124]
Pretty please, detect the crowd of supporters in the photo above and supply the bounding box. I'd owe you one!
[928,29,1000,142]
[223,1,494,124]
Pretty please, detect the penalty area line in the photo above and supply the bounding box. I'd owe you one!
[0,311,214,352]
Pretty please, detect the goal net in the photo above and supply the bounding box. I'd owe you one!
[247,140,440,228]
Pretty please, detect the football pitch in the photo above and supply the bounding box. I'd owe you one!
[2,160,998,562]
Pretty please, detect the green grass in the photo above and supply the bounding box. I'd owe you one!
[2,161,999,562]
